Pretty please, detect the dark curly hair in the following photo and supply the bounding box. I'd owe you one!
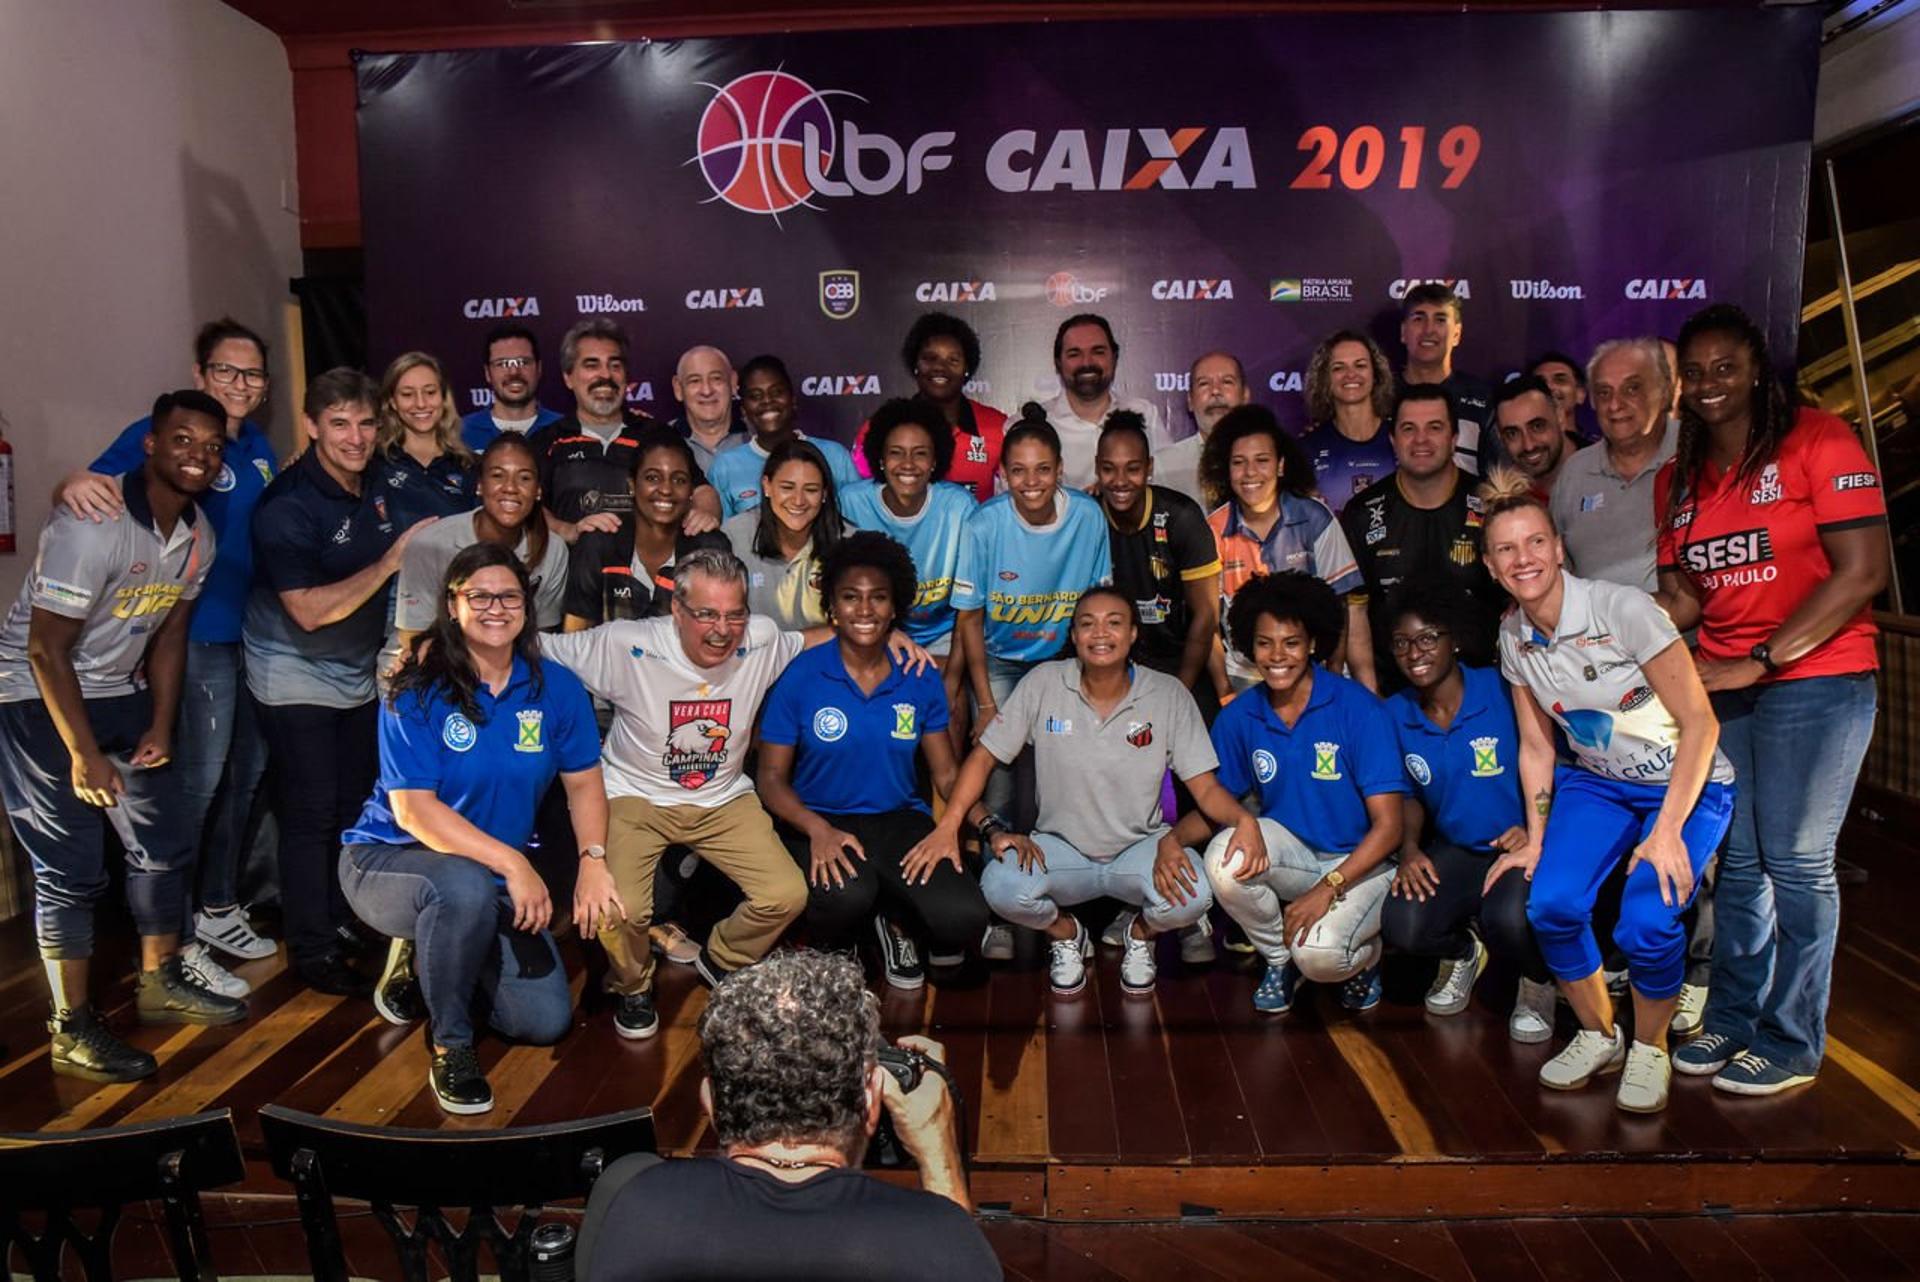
[1663,302,1796,531]
[819,529,918,623]
[1227,571,1344,664]
[1384,578,1495,668]
[862,397,954,483]
[901,312,982,378]
[699,950,882,1157]
[388,542,545,722]
[1199,404,1316,510]
[751,438,846,562]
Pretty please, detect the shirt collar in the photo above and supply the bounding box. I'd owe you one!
[1397,664,1493,733]
[1103,487,1155,534]
[298,445,358,501]
[1530,573,1594,646]
[119,466,198,536]
[1252,665,1334,730]
[817,641,906,698]
[1062,660,1140,711]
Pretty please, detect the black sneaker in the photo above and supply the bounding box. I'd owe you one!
[49,1006,157,1082]
[873,917,925,991]
[429,1044,493,1115]
[374,938,423,1026]
[334,922,376,959]
[614,991,659,1041]
[693,946,733,989]
[297,949,374,998]
[136,956,248,1026]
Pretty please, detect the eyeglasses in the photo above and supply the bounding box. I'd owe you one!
[488,356,535,371]
[684,606,750,627]
[203,361,268,389]
[1389,628,1450,656]
[455,589,526,612]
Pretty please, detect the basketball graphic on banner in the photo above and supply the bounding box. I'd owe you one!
[694,70,834,216]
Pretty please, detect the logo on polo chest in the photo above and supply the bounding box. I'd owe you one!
[1469,736,1502,777]
[665,700,733,788]
[442,714,478,752]
[1126,721,1154,748]
[1311,742,1342,781]
[515,710,544,753]
[891,704,917,740]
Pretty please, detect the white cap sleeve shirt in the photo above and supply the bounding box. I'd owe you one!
[1497,574,1734,786]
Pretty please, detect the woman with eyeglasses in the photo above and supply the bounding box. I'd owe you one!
[851,313,1006,503]
[722,439,846,631]
[339,543,619,1115]
[375,351,478,532]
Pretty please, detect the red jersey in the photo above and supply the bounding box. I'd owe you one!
[1655,407,1885,680]
[851,399,1006,503]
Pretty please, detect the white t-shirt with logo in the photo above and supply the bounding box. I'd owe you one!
[540,615,804,807]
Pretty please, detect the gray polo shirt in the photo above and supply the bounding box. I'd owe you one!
[979,658,1215,858]
[721,511,825,630]
[0,472,214,703]
[1548,426,1677,594]
[393,511,569,633]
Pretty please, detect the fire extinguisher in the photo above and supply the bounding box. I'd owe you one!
[0,429,14,555]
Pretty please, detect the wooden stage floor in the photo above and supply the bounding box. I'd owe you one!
[3,815,1919,1223]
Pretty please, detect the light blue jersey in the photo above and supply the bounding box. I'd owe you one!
[709,434,863,518]
[840,480,977,644]
[952,490,1112,663]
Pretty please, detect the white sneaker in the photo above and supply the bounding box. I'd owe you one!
[180,941,251,998]
[1670,982,1708,1038]
[1510,978,1556,1044]
[1617,1040,1672,1113]
[1603,967,1629,997]
[195,905,276,961]
[1425,936,1487,1016]
[1539,1024,1626,1090]
[1100,911,1136,948]
[980,923,1015,962]
[1179,921,1217,965]
[1047,918,1091,995]
[1120,928,1156,993]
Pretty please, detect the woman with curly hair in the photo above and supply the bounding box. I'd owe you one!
[1296,329,1398,514]
[851,312,1006,502]
[339,543,619,1114]
[374,351,477,531]
[722,438,848,631]
[1654,303,1888,1096]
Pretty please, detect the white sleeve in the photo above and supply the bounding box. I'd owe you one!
[1608,584,1681,665]
[539,627,621,701]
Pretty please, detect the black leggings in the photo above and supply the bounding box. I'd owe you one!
[1380,840,1551,983]
[782,808,989,953]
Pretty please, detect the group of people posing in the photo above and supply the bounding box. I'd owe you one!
[0,285,1885,1124]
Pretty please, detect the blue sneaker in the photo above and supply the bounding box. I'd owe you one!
[1252,959,1301,1014]
[1712,1051,1815,1097]
[1673,1031,1742,1077]
[1340,959,1383,1012]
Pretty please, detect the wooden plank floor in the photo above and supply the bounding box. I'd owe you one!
[4,818,1919,1221]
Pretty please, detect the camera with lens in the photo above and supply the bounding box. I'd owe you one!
[866,1044,960,1169]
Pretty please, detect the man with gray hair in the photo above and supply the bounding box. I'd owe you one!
[582,950,997,1281]
[541,549,932,1038]
[667,344,748,471]
[1156,349,1252,505]
[1548,337,1677,594]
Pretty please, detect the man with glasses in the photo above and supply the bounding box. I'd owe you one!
[460,323,564,451]
[540,547,930,1039]
[50,319,283,1000]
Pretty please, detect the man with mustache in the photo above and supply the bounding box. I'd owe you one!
[1038,313,1167,489]
[1493,376,1569,501]
[1155,350,1251,506]
[459,323,564,451]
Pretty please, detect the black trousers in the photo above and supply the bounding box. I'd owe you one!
[781,808,989,953]
[1379,839,1552,983]
[257,699,378,966]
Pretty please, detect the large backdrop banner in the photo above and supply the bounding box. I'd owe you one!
[357,8,1821,442]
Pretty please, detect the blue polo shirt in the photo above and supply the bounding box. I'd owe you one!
[759,642,950,816]
[344,656,600,852]
[372,446,476,531]
[460,405,565,453]
[91,416,276,644]
[1211,666,1407,854]
[1387,663,1524,852]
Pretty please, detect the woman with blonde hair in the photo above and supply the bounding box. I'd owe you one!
[377,351,478,530]
[1297,329,1398,514]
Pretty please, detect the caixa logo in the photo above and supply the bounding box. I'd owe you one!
[987,128,1254,192]
[1625,278,1709,300]
[1268,371,1304,393]
[463,296,540,318]
[685,287,765,310]
[915,280,996,303]
[1509,279,1584,300]
[1388,278,1470,300]
[1151,279,1234,301]
[693,70,953,218]
[800,374,882,396]
[625,381,655,404]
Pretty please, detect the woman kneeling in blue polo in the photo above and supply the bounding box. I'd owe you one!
[340,543,620,1116]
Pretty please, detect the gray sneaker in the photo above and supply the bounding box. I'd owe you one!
[980,922,1016,962]
[137,956,247,1026]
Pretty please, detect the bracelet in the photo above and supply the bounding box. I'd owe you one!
[976,814,1008,841]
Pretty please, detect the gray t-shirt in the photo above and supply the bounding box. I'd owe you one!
[0,477,214,703]
[721,512,824,631]
[980,658,1216,857]
[1497,573,1734,786]
[1548,427,1677,595]
[393,511,569,633]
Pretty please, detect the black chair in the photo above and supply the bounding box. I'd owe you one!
[258,1104,655,1282]
[0,1110,246,1282]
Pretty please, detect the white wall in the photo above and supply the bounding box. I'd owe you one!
[0,0,301,606]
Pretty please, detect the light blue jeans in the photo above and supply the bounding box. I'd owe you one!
[1204,818,1391,983]
[981,831,1211,933]
[1704,674,1876,1075]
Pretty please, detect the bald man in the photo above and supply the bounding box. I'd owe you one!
[1157,350,1252,506]
[669,345,749,471]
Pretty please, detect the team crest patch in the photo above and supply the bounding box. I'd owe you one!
[1405,753,1432,786]
[212,464,237,493]
[515,709,544,753]
[891,704,917,740]
[1126,721,1153,748]
[253,458,274,483]
[665,699,733,789]
[442,713,478,753]
[813,707,849,742]
[1469,736,1502,777]
[1311,741,1343,781]
[1252,749,1278,784]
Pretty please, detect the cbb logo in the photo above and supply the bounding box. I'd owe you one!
[695,70,835,216]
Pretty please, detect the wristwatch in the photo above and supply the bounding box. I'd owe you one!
[976,814,1008,842]
[1321,869,1347,901]
[1749,641,1779,673]
[579,843,607,861]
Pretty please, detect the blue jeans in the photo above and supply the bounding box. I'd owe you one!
[174,643,269,929]
[981,830,1211,933]
[1705,674,1876,1075]
[978,654,1037,825]
[339,843,572,1049]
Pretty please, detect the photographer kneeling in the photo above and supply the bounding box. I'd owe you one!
[583,949,1000,1281]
